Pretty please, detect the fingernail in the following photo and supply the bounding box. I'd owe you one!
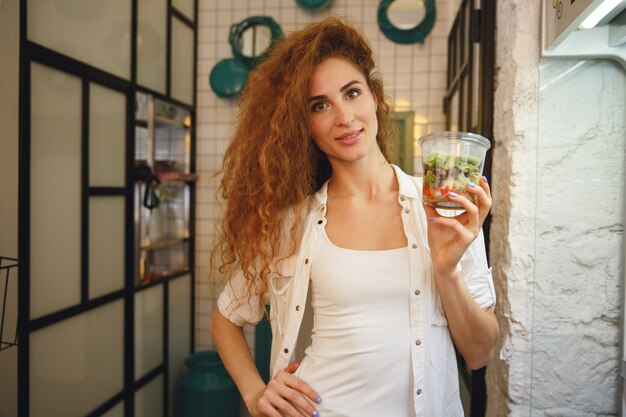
[313,411,320,417]
[482,176,488,184]
[316,395,322,404]
[468,182,477,188]
[449,192,458,198]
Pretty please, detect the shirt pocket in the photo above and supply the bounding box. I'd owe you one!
[269,254,298,334]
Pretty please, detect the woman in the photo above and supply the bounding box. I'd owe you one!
[210,17,499,417]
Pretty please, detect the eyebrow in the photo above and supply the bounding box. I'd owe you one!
[307,80,361,103]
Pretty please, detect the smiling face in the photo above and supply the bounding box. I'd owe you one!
[307,57,381,168]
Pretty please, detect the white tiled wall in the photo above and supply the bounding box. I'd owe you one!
[194,0,459,353]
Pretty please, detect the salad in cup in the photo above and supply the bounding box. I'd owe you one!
[419,132,491,209]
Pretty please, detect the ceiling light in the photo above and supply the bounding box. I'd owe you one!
[580,0,623,29]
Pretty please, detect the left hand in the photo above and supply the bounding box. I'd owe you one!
[422,177,492,275]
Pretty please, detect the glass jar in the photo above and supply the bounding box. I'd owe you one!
[419,131,491,209]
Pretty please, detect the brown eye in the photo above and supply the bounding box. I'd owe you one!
[346,88,361,100]
[311,102,328,112]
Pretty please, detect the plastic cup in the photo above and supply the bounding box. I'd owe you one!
[418,131,491,209]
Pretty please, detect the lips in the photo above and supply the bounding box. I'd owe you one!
[335,129,363,145]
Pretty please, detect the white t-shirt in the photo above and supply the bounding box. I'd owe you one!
[294,227,414,417]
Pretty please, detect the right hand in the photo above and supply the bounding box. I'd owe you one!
[249,363,321,417]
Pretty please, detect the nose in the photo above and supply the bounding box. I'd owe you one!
[334,102,354,127]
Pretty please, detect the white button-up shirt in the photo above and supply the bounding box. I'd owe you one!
[218,165,496,416]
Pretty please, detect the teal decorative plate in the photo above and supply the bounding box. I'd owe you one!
[209,58,249,99]
[295,0,332,10]
[229,16,283,68]
[377,0,436,44]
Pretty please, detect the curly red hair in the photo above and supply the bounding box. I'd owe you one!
[214,17,395,294]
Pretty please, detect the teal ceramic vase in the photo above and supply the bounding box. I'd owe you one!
[179,350,240,417]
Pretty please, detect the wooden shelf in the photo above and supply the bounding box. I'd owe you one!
[154,115,188,128]
[140,236,190,251]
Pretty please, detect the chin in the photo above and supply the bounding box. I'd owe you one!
[332,151,371,164]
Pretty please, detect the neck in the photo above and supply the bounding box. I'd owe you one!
[327,154,397,200]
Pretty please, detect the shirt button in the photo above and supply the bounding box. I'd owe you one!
[317,219,323,225]
[415,339,422,346]
[400,196,406,201]
[416,389,422,395]
[405,209,410,214]
[295,305,301,311]
[305,258,309,264]
[411,243,418,249]
[283,348,289,354]
[414,289,421,296]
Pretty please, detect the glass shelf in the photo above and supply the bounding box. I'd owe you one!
[140,236,190,251]
[134,92,194,287]
[139,240,190,284]
[154,114,190,128]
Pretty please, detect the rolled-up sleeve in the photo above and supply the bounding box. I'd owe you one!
[459,229,496,310]
[217,270,266,327]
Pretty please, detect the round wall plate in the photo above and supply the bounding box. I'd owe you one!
[377,0,436,44]
[295,0,332,10]
[229,15,283,68]
[209,58,249,99]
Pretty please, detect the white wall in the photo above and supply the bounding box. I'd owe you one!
[488,3,540,415]
[0,0,20,415]
[195,0,458,352]
[533,58,624,416]
[489,2,625,416]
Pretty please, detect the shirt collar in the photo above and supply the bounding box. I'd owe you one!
[310,164,419,212]
[391,164,419,199]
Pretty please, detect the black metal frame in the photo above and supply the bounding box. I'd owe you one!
[444,0,495,416]
[18,1,198,416]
